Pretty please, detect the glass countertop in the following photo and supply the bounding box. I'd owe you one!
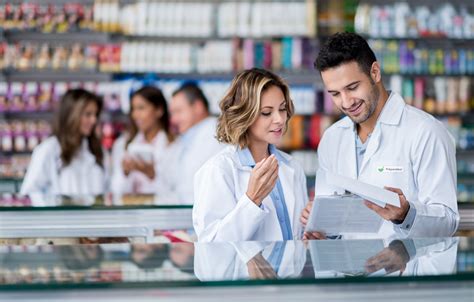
[0,193,192,210]
[0,237,473,290]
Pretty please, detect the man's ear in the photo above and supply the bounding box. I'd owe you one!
[193,100,207,115]
[370,61,382,83]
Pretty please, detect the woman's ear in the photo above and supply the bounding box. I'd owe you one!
[155,107,164,119]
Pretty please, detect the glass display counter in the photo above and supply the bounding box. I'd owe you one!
[0,237,473,301]
[0,194,193,242]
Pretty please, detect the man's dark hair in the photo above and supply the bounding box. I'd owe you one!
[314,32,377,77]
[172,82,210,112]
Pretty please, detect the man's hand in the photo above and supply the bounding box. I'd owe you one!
[364,187,410,223]
[303,231,326,240]
[365,240,409,274]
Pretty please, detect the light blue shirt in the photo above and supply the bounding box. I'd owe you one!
[267,241,286,274]
[237,145,293,240]
[355,133,370,177]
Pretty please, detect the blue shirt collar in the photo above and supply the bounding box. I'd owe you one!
[237,144,288,167]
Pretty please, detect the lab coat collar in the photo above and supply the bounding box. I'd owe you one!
[180,116,212,143]
[133,130,163,145]
[336,91,405,129]
[236,144,290,167]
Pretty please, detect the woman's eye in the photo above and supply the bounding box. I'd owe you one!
[348,85,358,91]
[261,112,271,116]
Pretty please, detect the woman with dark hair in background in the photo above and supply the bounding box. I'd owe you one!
[111,86,174,195]
[20,88,106,199]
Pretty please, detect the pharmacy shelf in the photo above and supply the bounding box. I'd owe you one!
[0,70,320,86]
[459,203,474,231]
[3,29,317,44]
[382,72,474,77]
[0,207,193,242]
[115,71,322,86]
[0,111,55,119]
[2,31,110,44]
[360,0,474,7]
[2,70,113,82]
[363,35,474,43]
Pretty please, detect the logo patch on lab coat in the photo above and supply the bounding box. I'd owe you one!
[377,166,404,173]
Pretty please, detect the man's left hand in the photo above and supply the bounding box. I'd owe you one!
[364,187,409,223]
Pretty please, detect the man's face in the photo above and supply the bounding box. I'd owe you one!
[170,92,198,134]
[321,61,380,125]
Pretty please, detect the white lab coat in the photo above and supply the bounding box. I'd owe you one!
[110,130,169,195]
[20,136,107,200]
[402,237,458,277]
[317,92,459,239]
[156,117,224,204]
[194,241,306,281]
[193,146,308,242]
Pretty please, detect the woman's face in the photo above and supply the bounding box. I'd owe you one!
[248,85,288,148]
[80,101,99,137]
[131,94,163,133]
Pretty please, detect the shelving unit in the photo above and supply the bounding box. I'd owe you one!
[0,1,473,215]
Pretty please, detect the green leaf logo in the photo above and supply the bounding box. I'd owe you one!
[377,166,384,172]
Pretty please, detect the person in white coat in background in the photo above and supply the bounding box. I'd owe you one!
[20,89,106,201]
[155,83,223,204]
[111,86,174,195]
[193,68,308,242]
[300,32,459,239]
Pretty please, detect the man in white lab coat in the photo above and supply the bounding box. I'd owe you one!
[301,32,459,239]
[156,83,224,204]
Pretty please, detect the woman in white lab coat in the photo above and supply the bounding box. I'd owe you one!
[20,89,106,199]
[193,68,309,242]
[111,86,174,195]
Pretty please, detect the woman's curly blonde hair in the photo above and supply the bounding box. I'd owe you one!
[216,68,294,148]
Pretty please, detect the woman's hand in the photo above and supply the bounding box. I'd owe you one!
[134,159,156,180]
[122,157,155,180]
[247,253,278,280]
[122,157,135,176]
[246,155,279,206]
[301,201,326,240]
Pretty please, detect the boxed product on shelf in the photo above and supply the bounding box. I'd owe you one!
[0,120,51,153]
[388,76,472,114]
[355,2,474,39]
[0,3,93,33]
[279,114,336,151]
[216,1,315,38]
[369,39,474,75]
[1,42,99,72]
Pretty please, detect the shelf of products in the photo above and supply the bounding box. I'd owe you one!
[0,0,473,209]
[355,2,474,39]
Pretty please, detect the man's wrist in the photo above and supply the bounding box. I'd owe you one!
[392,203,410,224]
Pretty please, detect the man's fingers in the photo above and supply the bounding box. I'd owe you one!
[364,200,385,212]
[303,231,326,240]
[384,186,403,195]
